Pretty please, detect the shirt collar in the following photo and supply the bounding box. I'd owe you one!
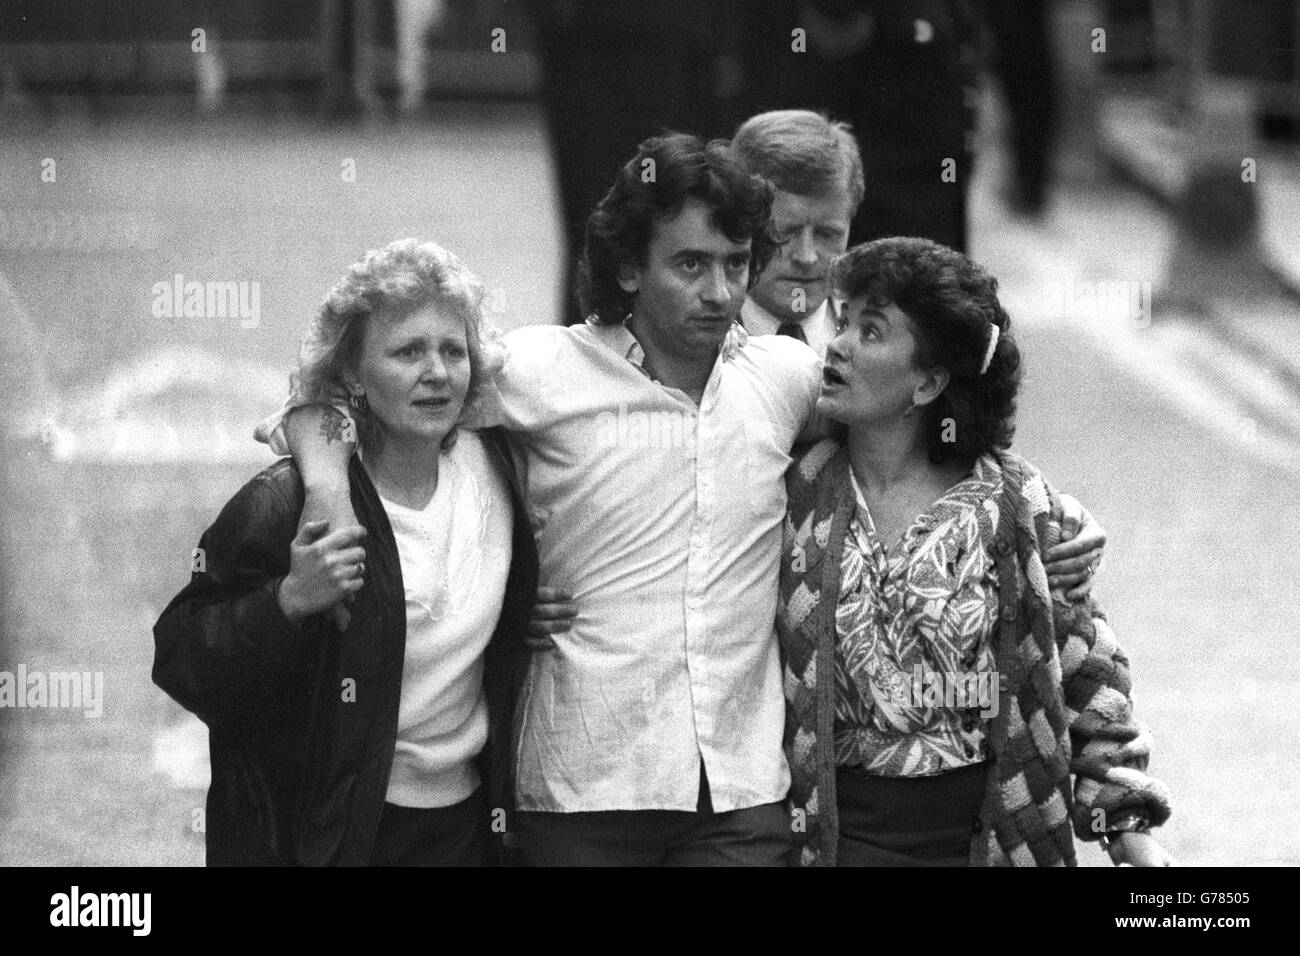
[740,297,782,336]
[741,296,832,335]
[847,463,870,517]
[584,315,748,371]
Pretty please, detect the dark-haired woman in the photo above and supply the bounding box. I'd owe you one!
[780,237,1174,867]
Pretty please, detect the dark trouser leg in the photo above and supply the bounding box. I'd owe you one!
[990,0,1055,210]
[663,763,794,866]
[515,764,790,866]
[663,801,793,866]
[513,765,712,866]
[515,808,696,866]
[369,788,490,867]
[536,42,712,323]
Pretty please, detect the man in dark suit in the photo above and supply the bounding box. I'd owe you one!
[528,1,742,323]
[745,0,981,251]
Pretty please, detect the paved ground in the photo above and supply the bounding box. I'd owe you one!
[0,104,560,865]
[1,100,1297,866]
[969,138,1300,866]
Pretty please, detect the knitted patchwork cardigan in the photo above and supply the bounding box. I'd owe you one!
[778,440,1173,866]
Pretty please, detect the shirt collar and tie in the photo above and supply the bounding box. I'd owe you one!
[739,297,833,355]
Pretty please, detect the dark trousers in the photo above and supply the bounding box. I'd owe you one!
[533,3,720,323]
[516,766,793,866]
[785,0,979,252]
[368,788,490,867]
[987,0,1056,210]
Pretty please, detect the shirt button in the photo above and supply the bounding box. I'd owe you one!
[972,817,983,833]
[1001,605,1016,622]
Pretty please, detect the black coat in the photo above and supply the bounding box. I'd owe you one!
[152,429,538,866]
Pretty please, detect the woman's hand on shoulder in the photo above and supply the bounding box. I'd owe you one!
[1044,493,1106,600]
[525,587,575,651]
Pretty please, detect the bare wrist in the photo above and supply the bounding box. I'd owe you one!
[276,577,306,625]
[302,475,352,499]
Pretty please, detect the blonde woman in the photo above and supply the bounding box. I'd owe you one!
[154,240,538,866]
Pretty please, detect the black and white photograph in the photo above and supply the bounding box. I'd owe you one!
[0,0,1294,909]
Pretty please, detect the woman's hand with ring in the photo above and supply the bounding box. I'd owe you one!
[277,520,368,625]
[1045,495,1107,599]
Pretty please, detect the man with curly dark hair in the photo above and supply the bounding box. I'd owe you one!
[265,134,823,865]
[259,145,1106,867]
[576,134,779,332]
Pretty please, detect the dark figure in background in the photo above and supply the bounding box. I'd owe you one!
[319,0,380,119]
[984,0,1057,215]
[1101,0,1159,73]
[753,0,981,252]
[527,0,739,323]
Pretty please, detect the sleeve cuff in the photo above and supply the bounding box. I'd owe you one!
[254,576,319,666]
[253,398,293,453]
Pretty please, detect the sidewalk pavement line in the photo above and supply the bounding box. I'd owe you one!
[1153,320,1300,445]
[973,166,1300,476]
[1203,306,1300,398]
[1096,97,1189,201]
[1082,319,1300,477]
[1258,175,1300,297]
[1096,92,1300,302]
[0,270,59,434]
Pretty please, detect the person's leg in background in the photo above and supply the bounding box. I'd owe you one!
[790,0,979,252]
[530,1,720,323]
[319,0,380,120]
[987,0,1056,215]
[394,0,448,114]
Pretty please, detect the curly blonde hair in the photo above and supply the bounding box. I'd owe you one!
[291,239,501,451]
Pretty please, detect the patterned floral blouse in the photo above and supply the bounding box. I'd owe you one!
[833,454,1004,776]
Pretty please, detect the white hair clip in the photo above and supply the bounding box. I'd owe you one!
[979,323,1000,375]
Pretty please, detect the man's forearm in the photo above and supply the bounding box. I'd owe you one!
[284,404,355,493]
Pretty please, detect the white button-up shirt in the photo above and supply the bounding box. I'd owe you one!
[489,319,822,812]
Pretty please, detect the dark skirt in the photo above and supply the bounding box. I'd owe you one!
[835,761,989,867]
